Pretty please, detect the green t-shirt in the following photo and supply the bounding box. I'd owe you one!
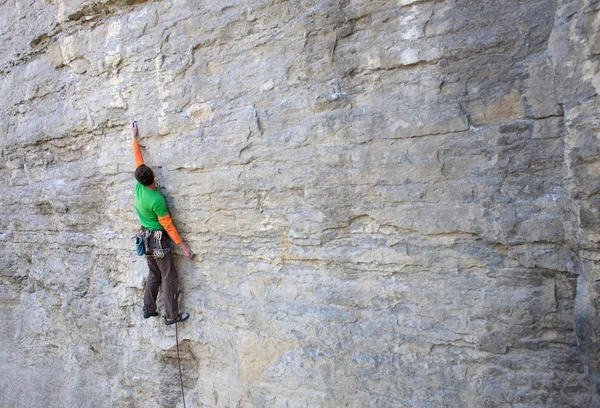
[134,181,168,230]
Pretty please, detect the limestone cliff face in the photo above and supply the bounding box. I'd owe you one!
[1,0,599,407]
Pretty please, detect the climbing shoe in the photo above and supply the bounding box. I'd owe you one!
[164,312,190,326]
[143,311,159,319]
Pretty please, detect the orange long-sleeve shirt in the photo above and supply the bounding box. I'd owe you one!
[133,140,182,244]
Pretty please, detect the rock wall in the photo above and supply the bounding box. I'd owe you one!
[556,0,600,397]
[0,0,599,407]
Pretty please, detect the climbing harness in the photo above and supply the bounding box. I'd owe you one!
[137,227,171,258]
[175,322,186,408]
[150,230,171,258]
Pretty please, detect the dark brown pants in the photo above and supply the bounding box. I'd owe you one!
[143,231,179,320]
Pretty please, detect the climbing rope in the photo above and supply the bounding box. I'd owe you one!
[175,322,186,408]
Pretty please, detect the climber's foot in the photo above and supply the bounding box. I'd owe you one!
[164,312,190,326]
[143,310,159,319]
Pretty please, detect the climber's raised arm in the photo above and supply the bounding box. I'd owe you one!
[131,121,144,168]
[130,120,193,259]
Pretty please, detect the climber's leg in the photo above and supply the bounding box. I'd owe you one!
[156,251,179,321]
[143,256,161,315]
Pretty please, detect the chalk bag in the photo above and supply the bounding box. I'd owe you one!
[135,234,145,256]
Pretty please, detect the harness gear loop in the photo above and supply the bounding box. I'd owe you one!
[141,227,171,259]
[152,229,171,258]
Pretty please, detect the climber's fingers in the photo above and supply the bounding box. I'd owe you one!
[130,121,138,139]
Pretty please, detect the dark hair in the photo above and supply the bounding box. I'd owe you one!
[135,164,154,186]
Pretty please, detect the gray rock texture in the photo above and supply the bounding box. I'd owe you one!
[0,0,599,407]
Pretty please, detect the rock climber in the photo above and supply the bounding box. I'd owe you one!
[130,121,193,325]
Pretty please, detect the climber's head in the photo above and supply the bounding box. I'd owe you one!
[135,164,154,186]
